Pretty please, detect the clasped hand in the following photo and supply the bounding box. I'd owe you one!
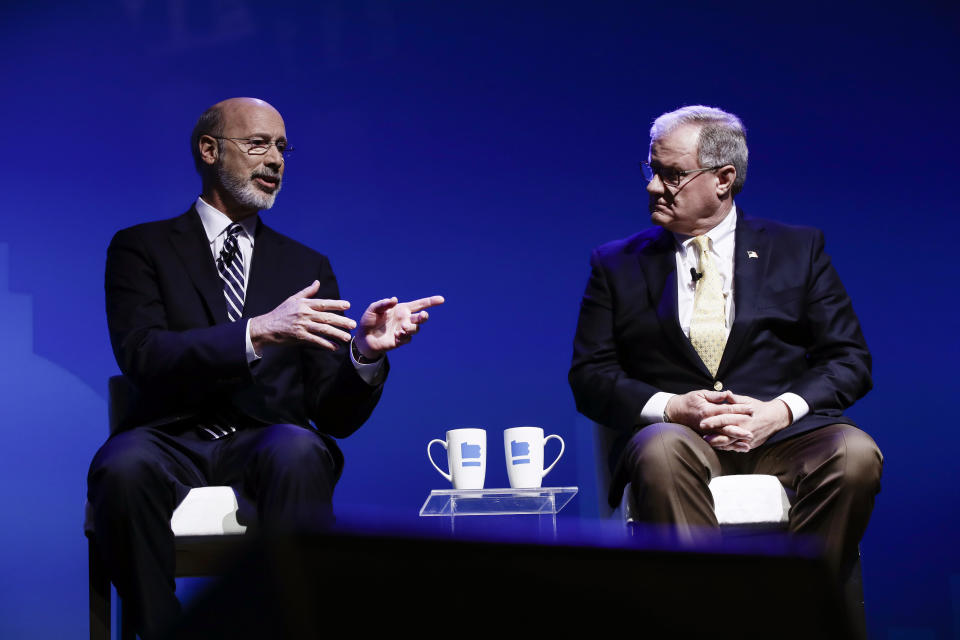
[250,280,444,358]
[664,390,791,452]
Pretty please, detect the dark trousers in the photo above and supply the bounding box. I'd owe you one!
[615,422,883,576]
[87,423,340,640]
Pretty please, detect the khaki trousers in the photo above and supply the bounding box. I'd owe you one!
[615,422,883,576]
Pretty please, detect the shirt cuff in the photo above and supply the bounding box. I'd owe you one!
[640,392,676,425]
[350,338,385,386]
[776,392,809,424]
[245,320,261,364]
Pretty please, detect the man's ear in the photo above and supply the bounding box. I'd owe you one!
[715,165,737,198]
[198,134,219,167]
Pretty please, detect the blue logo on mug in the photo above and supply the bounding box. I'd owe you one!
[461,442,482,467]
[511,440,530,465]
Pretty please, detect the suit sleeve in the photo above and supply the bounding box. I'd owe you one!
[105,226,251,393]
[788,230,872,412]
[301,256,387,438]
[569,249,662,432]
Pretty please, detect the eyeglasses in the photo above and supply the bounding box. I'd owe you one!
[639,160,726,187]
[211,136,295,158]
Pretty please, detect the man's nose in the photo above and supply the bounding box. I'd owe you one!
[263,144,284,169]
[646,174,664,196]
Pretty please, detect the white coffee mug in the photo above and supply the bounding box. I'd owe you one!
[428,428,487,490]
[503,426,564,489]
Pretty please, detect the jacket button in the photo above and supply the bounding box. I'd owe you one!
[713,381,723,391]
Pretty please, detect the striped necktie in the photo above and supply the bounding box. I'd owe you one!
[202,223,245,440]
[217,223,245,322]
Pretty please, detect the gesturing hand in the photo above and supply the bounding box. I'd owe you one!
[664,389,755,444]
[354,295,445,359]
[699,394,792,452]
[249,280,356,353]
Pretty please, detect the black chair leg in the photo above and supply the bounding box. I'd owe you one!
[89,538,111,640]
[119,598,136,640]
[845,552,867,640]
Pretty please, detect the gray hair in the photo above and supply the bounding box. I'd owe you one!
[650,105,748,195]
[190,105,226,174]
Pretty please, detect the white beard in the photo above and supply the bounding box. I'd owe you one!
[217,164,281,211]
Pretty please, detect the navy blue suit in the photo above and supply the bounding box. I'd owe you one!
[569,209,874,503]
[89,206,386,638]
[105,206,384,442]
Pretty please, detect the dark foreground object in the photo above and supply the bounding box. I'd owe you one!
[170,528,855,639]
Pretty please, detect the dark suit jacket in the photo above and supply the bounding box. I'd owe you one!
[569,209,872,491]
[104,207,385,467]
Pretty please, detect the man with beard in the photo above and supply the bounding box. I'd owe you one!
[569,105,882,586]
[88,97,444,639]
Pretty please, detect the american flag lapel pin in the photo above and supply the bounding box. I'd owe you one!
[747,250,759,259]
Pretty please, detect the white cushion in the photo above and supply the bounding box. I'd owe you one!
[620,474,791,526]
[170,486,246,536]
[708,474,790,525]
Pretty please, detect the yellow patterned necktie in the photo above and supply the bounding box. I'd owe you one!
[689,235,727,377]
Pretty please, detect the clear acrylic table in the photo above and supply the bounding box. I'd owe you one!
[418,487,578,538]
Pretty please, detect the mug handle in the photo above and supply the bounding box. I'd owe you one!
[427,439,452,482]
[541,434,565,478]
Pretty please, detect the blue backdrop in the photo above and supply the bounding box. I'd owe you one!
[1,1,957,637]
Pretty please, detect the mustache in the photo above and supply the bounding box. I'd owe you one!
[252,170,282,182]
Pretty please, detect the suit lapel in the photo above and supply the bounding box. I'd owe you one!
[640,229,710,375]
[170,208,228,324]
[716,210,769,378]
[243,221,289,317]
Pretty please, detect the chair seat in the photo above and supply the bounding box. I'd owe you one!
[170,486,246,536]
[84,486,246,538]
[621,474,791,527]
[709,474,790,526]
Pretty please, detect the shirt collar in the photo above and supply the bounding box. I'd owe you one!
[672,202,737,253]
[195,196,258,246]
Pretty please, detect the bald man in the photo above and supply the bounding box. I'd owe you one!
[88,98,444,638]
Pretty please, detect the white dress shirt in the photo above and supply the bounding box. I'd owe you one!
[195,197,383,384]
[638,204,809,425]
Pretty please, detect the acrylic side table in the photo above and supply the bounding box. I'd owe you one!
[418,487,578,538]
